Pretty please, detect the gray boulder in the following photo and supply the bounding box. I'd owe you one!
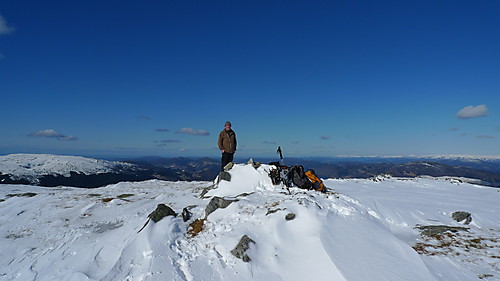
[217,171,232,183]
[205,196,238,218]
[451,211,472,225]
[231,235,255,262]
[148,204,176,223]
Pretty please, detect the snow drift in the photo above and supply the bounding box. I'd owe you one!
[0,161,499,280]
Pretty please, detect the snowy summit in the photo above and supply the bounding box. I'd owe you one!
[0,161,499,281]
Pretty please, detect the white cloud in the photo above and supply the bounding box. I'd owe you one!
[0,14,15,35]
[456,105,488,119]
[262,141,277,145]
[28,129,78,141]
[176,128,209,136]
[29,129,65,138]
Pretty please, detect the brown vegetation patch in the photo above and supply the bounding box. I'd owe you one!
[188,219,205,238]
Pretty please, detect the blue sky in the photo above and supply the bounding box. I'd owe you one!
[0,0,498,158]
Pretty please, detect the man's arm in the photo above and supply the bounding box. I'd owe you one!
[217,131,224,151]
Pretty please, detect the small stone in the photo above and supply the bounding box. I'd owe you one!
[285,213,296,221]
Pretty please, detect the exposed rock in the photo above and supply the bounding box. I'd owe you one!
[148,204,176,223]
[223,162,235,171]
[182,207,193,222]
[231,235,255,262]
[217,171,231,183]
[415,225,469,236]
[451,211,472,225]
[285,213,296,221]
[200,184,216,198]
[205,196,238,218]
[266,208,283,215]
[6,192,37,198]
[247,158,261,169]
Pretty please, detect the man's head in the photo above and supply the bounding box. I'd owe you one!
[224,121,232,131]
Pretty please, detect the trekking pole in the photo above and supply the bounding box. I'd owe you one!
[277,146,291,194]
[277,146,285,166]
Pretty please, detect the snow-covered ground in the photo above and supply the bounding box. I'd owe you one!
[1,163,499,281]
[0,154,137,183]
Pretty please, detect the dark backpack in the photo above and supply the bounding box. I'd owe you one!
[288,165,313,190]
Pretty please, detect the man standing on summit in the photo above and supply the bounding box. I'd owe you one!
[218,121,237,170]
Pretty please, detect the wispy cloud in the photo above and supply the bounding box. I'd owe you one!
[291,141,300,144]
[456,105,488,119]
[477,135,495,139]
[158,139,180,143]
[449,127,459,131]
[262,141,277,145]
[155,128,170,132]
[0,14,15,35]
[176,128,209,136]
[58,136,78,141]
[155,139,180,147]
[137,116,150,120]
[115,147,140,150]
[28,129,78,141]
[320,135,332,140]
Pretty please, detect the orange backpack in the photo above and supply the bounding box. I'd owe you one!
[304,169,326,192]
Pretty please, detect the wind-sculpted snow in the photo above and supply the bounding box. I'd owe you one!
[0,163,499,281]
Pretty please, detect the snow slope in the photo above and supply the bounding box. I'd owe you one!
[0,154,137,183]
[0,163,499,281]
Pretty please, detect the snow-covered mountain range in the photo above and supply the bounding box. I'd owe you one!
[1,162,499,280]
[0,154,136,179]
[0,154,147,187]
[2,153,500,188]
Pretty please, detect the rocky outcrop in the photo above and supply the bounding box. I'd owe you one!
[148,204,177,223]
[205,196,238,218]
[231,235,255,262]
[451,211,472,225]
[415,225,469,236]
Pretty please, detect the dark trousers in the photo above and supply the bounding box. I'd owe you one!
[221,152,234,170]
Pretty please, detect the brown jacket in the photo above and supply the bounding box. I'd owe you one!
[218,129,237,153]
